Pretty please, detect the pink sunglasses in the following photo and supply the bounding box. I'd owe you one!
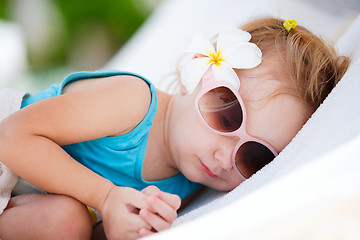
[195,70,278,180]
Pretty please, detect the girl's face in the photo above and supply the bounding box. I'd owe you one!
[168,62,311,191]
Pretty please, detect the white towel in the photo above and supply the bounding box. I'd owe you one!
[0,88,26,214]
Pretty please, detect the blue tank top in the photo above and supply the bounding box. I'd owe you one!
[21,70,201,199]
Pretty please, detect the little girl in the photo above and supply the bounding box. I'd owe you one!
[0,17,350,240]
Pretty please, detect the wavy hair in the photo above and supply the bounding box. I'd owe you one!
[241,17,350,110]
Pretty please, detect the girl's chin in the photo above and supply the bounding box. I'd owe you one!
[205,179,243,191]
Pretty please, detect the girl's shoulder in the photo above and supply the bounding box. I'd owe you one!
[62,74,153,137]
[62,73,151,97]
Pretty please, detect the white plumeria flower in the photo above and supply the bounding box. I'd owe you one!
[181,27,262,94]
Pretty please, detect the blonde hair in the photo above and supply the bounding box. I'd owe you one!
[241,17,350,110]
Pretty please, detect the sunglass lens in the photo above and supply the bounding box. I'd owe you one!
[235,141,275,178]
[198,87,243,132]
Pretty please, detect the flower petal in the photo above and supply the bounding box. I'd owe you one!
[187,32,216,57]
[181,57,210,94]
[217,27,251,51]
[221,42,262,69]
[211,62,240,90]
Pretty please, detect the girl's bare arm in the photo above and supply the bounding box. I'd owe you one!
[0,75,151,211]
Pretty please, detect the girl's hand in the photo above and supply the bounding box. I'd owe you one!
[138,186,181,237]
[99,186,152,240]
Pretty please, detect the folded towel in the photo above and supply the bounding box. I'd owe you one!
[0,88,26,214]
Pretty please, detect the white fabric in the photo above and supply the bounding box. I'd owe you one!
[0,88,25,214]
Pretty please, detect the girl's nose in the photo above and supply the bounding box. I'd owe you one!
[214,150,233,171]
[214,136,239,171]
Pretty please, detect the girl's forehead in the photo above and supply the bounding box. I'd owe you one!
[235,54,290,97]
[248,93,310,152]
[241,76,310,150]
[237,69,283,102]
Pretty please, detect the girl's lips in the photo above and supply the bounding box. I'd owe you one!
[200,161,218,178]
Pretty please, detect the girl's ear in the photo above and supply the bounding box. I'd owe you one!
[180,83,188,95]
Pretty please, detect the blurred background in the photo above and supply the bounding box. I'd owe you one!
[0,0,162,93]
[1,0,359,94]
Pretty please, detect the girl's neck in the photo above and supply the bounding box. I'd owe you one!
[142,89,179,181]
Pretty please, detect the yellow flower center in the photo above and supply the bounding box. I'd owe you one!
[208,50,224,66]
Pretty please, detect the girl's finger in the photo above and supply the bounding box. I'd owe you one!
[152,191,181,210]
[147,194,178,223]
[122,187,150,210]
[139,227,155,237]
[139,208,171,232]
[141,185,160,196]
